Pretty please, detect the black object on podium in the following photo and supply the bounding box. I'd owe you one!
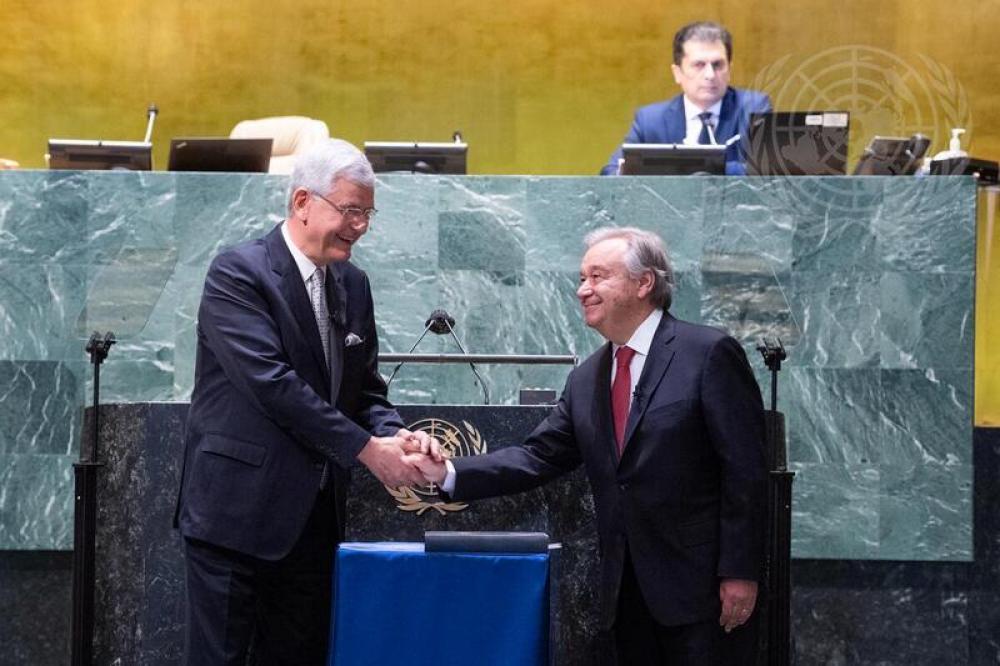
[424,531,550,553]
[756,336,794,666]
[72,331,115,666]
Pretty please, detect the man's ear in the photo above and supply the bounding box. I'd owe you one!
[670,63,683,85]
[636,269,655,299]
[291,188,311,221]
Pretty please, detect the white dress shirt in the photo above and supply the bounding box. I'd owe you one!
[440,308,665,493]
[280,221,322,284]
[682,97,723,145]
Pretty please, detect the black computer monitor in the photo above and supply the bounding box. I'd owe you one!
[746,111,850,176]
[619,143,726,175]
[47,139,152,171]
[853,134,930,176]
[168,138,273,173]
[364,142,467,174]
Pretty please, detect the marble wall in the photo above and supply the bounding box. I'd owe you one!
[0,172,976,562]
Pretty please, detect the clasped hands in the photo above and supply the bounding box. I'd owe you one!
[356,428,448,487]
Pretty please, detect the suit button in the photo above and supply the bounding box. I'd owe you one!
[314,462,324,470]
[619,483,627,492]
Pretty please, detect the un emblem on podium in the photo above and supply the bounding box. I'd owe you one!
[385,418,488,515]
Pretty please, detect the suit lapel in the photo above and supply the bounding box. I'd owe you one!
[621,313,677,453]
[326,263,346,405]
[589,342,619,467]
[265,226,331,389]
[715,88,739,145]
[664,95,687,143]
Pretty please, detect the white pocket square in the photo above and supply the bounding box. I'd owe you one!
[344,333,365,347]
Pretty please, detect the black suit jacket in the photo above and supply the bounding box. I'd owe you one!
[451,313,766,628]
[175,225,403,560]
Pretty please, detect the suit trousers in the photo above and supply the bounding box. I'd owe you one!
[613,551,759,666]
[183,484,337,666]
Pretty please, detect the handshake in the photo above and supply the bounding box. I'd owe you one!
[356,428,450,488]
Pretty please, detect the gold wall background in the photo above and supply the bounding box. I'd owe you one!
[1,0,998,421]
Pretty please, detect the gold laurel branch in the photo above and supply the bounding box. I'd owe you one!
[916,54,972,135]
[463,420,486,455]
[386,484,467,514]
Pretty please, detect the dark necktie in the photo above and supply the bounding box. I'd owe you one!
[612,346,637,455]
[697,111,714,145]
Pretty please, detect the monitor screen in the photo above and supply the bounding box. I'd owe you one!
[619,143,726,176]
[364,142,467,174]
[47,139,152,171]
[168,138,273,173]
[746,111,850,176]
[853,134,930,176]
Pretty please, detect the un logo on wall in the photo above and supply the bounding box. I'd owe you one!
[384,418,487,515]
[747,45,971,215]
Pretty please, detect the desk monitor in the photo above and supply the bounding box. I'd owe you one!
[619,143,726,175]
[747,111,849,176]
[853,134,930,176]
[167,138,272,173]
[364,141,467,174]
[47,139,152,171]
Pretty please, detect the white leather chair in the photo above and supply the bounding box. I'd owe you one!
[229,116,330,174]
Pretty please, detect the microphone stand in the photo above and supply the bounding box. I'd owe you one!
[71,332,116,666]
[756,336,793,666]
[385,310,492,404]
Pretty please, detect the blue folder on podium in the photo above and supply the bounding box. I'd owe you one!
[329,541,553,666]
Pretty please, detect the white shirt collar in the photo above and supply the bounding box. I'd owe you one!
[280,221,321,283]
[683,96,723,123]
[613,308,663,357]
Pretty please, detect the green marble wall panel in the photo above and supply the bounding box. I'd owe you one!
[0,172,976,560]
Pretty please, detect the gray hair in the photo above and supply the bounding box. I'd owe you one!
[288,139,374,211]
[672,21,733,65]
[583,227,675,309]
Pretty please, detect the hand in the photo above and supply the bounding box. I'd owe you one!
[395,428,446,462]
[410,453,448,486]
[719,578,757,633]
[357,435,427,487]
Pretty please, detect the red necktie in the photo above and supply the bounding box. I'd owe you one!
[612,345,637,455]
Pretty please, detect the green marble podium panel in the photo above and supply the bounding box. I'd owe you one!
[0,172,975,560]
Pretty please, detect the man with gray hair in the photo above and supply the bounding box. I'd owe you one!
[176,139,432,664]
[415,227,767,664]
[601,20,771,176]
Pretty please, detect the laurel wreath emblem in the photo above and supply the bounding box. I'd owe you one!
[385,418,487,515]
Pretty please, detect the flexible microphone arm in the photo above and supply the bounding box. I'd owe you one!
[143,104,158,144]
[385,309,491,404]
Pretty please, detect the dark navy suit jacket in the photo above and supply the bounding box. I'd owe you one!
[176,225,403,560]
[601,87,772,175]
[450,313,767,629]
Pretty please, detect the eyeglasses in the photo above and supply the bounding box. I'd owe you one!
[310,191,378,225]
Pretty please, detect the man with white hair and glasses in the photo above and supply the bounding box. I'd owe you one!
[176,139,432,665]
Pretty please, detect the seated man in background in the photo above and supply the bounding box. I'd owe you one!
[600,21,771,176]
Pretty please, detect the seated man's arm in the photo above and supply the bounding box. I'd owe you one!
[601,111,644,175]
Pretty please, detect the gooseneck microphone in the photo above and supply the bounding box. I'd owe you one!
[143,104,158,143]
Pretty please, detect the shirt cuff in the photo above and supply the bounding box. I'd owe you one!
[441,459,457,495]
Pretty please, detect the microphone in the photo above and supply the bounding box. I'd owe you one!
[632,387,643,408]
[452,130,464,144]
[143,104,158,144]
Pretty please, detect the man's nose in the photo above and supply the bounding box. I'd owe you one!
[577,282,591,298]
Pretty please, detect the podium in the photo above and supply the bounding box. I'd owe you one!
[330,542,552,666]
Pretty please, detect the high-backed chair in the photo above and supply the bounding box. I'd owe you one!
[229,116,330,174]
